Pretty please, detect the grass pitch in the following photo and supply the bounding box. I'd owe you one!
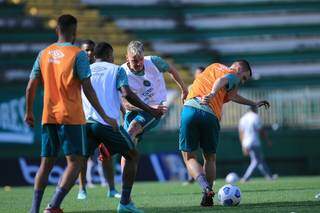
[1,176,319,213]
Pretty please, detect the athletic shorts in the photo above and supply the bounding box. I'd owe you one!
[41,124,88,157]
[179,106,220,154]
[86,122,135,156]
[124,111,160,136]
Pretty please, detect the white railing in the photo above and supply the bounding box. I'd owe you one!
[157,87,320,130]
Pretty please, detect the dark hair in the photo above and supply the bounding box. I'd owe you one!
[235,60,252,76]
[81,39,95,47]
[94,42,113,59]
[57,14,77,34]
[196,66,205,72]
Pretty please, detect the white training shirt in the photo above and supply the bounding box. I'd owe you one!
[238,111,263,148]
[121,56,167,106]
[82,61,121,126]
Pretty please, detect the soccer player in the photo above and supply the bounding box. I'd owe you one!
[239,105,277,182]
[121,40,188,141]
[77,39,121,200]
[81,42,164,213]
[25,15,117,213]
[179,60,270,206]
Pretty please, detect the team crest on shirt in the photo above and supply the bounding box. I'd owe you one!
[48,49,64,64]
[143,80,151,87]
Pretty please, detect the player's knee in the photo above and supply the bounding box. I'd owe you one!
[124,149,140,162]
[203,153,216,162]
[128,121,143,137]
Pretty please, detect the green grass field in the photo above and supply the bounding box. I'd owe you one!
[1,176,320,213]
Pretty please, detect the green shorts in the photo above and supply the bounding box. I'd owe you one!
[41,124,88,157]
[124,111,160,137]
[179,106,220,154]
[86,122,135,156]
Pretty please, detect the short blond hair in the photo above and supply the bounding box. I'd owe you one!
[127,40,144,57]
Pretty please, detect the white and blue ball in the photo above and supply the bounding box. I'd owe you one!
[218,184,241,206]
[225,172,239,185]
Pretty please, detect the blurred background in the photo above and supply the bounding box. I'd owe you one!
[0,0,319,186]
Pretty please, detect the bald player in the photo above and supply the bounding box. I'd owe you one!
[179,60,270,207]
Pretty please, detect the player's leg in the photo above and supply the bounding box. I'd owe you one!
[100,158,121,198]
[254,146,273,179]
[241,147,258,181]
[45,125,88,212]
[77,157,88,199]
[30,124,60,213]
[30,157,56,213]
[86,158,95,187]
[202,153,216,189]
[199,112,219,190]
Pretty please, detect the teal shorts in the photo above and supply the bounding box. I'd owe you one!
[41,124,88,157]
[179,106,220,154]
[124,111,160,136]
[86,123,135,156]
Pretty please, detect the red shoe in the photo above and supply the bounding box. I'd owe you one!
[98,143,111,161]
[43,207,63,213]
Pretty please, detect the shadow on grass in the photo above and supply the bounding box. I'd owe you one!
[67,201,320,213]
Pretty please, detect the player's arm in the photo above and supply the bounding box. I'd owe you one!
[230,94,270,109]
[120,86,165,119]
[167,65,189,103]
[25,52,42,128]
[200,76,229,105]
[238,127,248,156]
[25,78,39,128]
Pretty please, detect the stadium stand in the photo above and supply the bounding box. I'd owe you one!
[83,0,320,80]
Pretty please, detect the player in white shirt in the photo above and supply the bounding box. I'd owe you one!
[81,42,164,213]
[239,106,277,182]
[121,40,188,141]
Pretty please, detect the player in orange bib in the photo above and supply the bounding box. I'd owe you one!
[179,60,270,207]
[25,15,117,213]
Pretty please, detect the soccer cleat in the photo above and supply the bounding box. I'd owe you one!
[98,143,111,162]
[200,187,215,207]
[43,207,63,213]
[77,189,87,200]
[108,189,121,199]
[117,201,144,213]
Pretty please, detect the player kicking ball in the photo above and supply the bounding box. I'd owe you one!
[120,40,188,145]
[81,42,164,213]
[179,60,270,207]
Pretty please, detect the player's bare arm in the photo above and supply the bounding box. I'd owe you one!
[25,77,40,128]
[120,85,165,119]
[167,65,188,103]
[82,78,118,131]
[201,76,229,105]
[231,94,270,109]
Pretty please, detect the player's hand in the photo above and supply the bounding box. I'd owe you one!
[200,93,215,105]
[255,100,270,109]
[181,88,189,104]
[24,112,35,128]
[150,105,168,118]
[104,117,118,132]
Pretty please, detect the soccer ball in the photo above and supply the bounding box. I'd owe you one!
[218,184,241,206]
[225,172,239,184]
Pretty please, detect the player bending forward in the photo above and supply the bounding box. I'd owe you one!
[179,60,270,207]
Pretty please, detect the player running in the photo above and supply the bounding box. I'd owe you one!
[77,39,120,200]
[81,42,164,213]
[179,60,270,207]
[25,15,117,213]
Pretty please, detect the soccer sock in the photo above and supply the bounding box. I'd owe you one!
[196,174,210,191]
[108,185,115,191]
[120,186,132,205]
[30,189,44,213]
[49,187,68,208]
